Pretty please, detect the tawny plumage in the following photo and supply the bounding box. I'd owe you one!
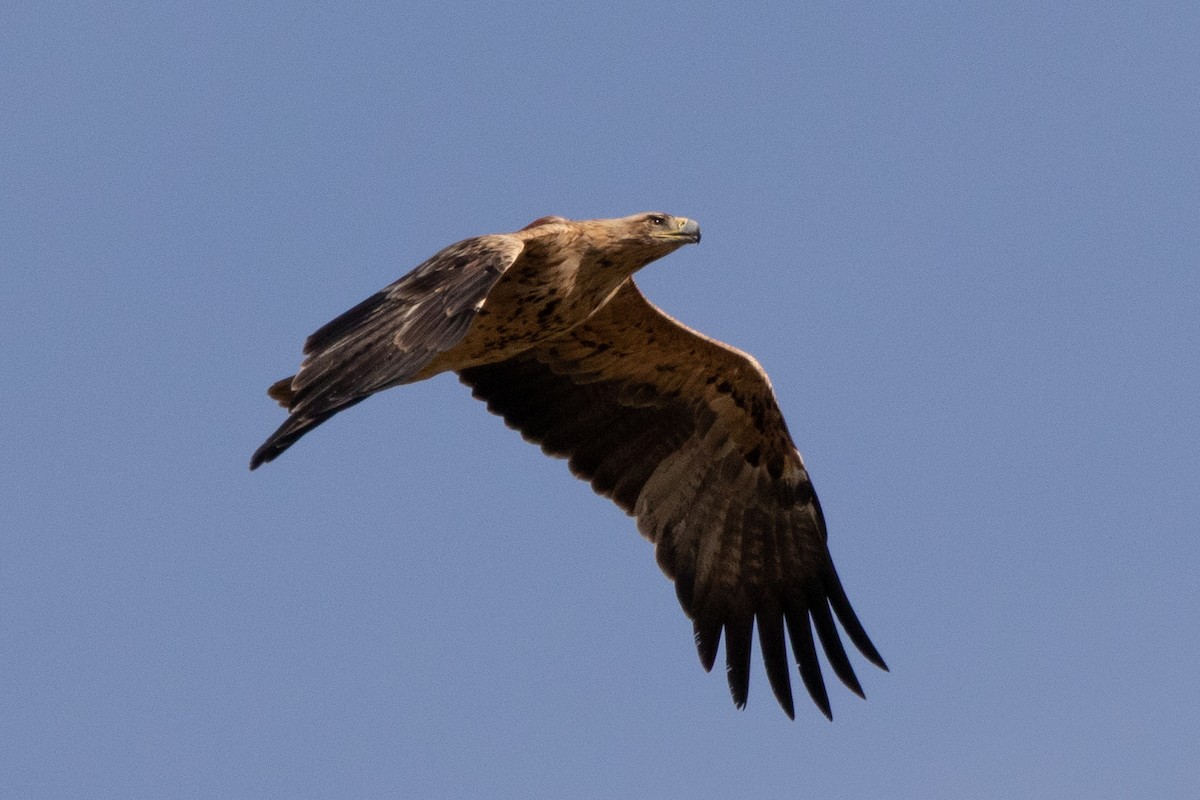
[252,212,886,719]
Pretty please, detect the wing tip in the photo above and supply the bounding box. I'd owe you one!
[693,616,723,674]
[249,437,283,471]
[822,560,890,674]
[249,410,327,471]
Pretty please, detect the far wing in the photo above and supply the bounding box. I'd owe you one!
[251,234,524,469]
[458,279,886,718]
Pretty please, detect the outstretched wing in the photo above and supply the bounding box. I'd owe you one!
[458,280,886,719]
[251,234,525,469]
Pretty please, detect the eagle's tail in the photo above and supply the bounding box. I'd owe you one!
[266,376,296,407]
[249,375,366,470]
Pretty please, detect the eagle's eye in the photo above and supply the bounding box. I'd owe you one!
[648,215,667,227]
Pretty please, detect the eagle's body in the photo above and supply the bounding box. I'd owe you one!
[252,212,886,719]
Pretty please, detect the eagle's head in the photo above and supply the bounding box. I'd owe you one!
[636,211,701,245]
[518,212,700,275]
[588,211,701,271]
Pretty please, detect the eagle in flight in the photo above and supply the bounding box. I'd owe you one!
[251,212,886,719]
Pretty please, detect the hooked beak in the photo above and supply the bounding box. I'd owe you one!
[673,217,701,243]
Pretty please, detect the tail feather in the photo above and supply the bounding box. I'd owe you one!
[267,376,296,408]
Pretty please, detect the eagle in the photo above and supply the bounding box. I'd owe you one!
[251,212,887,719]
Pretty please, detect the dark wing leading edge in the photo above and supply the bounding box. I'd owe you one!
[250,234,525,469]
[458,280,886,719]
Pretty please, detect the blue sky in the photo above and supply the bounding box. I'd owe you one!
[4,2,1198,797]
